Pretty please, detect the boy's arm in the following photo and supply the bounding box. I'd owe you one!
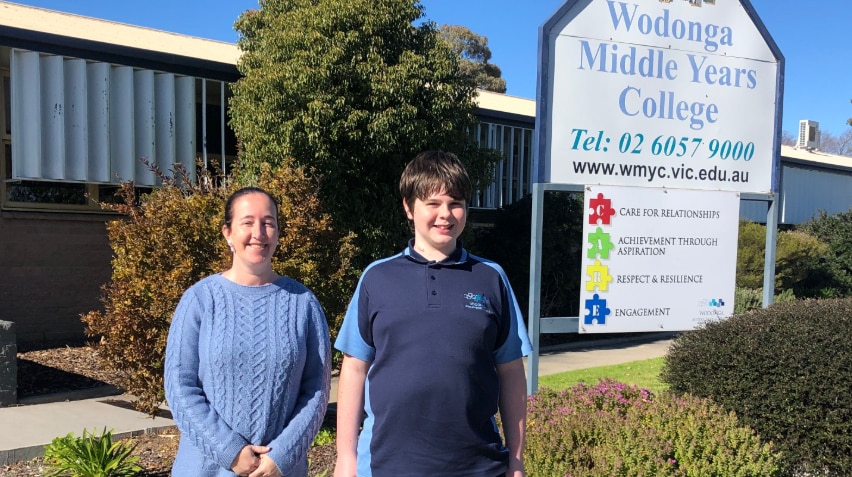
[334,354,370,477]
[497,358,527,477]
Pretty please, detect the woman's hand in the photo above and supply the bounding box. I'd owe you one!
[249,454,282,477]
[231,444,270,476]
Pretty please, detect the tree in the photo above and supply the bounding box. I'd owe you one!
[817,128,852,157]
[438,24,507,93]
[469,192,585,319]
[230,0,499,264]
[780,130,796,147]
[847,98,851,128]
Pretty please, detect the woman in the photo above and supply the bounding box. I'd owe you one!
[165,186,331,477]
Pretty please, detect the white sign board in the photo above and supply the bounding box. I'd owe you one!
[538,0,781,193]
[580,185,739,333]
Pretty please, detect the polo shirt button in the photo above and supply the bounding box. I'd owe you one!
[430,275,436,280]
[431,290,437,295]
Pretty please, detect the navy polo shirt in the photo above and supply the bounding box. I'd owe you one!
[335,240,533,477]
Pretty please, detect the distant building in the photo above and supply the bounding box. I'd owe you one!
[0,2,239,346]
[1,2,849,346]
[0,3,535,346]
[741,143,852,225]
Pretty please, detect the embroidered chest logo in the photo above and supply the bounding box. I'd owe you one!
[464,292,490,311]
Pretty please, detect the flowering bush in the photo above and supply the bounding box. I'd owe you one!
[524,379,781,477]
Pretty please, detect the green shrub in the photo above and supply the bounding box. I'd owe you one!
[796,209,852,297]
[525,380,780,477]
[43,428,141,477]
[662,298,852,476]
[82,164,358,415]
[736,220,827,292]
[312,427,335,447]
[734,287,796,315]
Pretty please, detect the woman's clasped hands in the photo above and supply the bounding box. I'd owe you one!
[232,444,281,477]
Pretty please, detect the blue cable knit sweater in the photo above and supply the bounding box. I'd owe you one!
[164,274,331,476]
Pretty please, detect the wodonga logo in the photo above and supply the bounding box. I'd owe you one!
[659,0,717,6]
[697,298,726,317]
[464,293,490,311]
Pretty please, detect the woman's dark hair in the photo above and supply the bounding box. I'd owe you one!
[223,187,279,228]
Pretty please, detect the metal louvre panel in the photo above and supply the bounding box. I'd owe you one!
[109,65,135,183]
[11,49,41,179]
[64,58,88,181]
[175,76,196,183]
[86,62,111,183]
[10,49,199,187]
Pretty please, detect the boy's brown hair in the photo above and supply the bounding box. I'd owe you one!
[399,151,472,210]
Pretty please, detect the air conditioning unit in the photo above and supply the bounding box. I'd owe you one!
[797,120,820,150]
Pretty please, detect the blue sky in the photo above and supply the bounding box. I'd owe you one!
[12,0,852,136]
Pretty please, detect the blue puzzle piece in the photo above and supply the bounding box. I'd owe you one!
[584,294,610,325]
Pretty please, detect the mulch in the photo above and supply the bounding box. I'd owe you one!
[16,346,124,399]
[5,345,337,476]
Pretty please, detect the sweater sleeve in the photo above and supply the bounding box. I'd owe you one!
[266,293,332,470]
[164,288,248,470]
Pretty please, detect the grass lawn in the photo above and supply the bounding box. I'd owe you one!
[537,357,668,394]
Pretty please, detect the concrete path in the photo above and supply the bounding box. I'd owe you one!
[0,333,675,465]
[531,334,674,377]
[0,396,175,464]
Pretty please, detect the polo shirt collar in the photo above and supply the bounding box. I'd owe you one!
[404,238,468,265]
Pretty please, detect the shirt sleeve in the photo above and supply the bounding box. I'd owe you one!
[492,265,534,364]
[164,288,248,470]
[334,271,376,362]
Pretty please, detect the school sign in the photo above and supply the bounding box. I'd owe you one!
[535,0,783,193]
[526,0,783,390]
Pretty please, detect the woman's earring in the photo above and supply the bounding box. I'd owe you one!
[227,240,234,253]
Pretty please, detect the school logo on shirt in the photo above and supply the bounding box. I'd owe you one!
[464,292,490,311]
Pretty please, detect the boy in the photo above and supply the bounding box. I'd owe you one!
[334,150,533,477]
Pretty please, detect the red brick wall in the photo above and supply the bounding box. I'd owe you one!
[0,211,113,349]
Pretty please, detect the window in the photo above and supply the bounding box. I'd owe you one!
[0,48,237,212]
[472,121,535,209]
[196,78,238,176]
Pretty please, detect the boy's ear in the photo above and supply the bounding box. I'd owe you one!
[402,198,414,220]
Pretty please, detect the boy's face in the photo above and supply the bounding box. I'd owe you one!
[404,189,467,261]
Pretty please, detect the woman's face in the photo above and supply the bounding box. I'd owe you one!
[222,192,279,268]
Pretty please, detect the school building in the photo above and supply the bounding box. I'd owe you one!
[0,2,849,347]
